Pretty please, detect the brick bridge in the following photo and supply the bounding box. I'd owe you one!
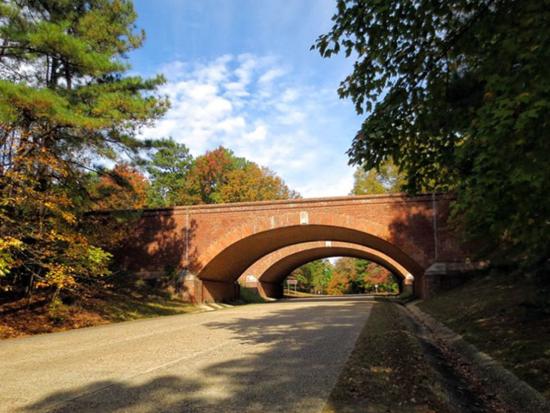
[111,194,468,302]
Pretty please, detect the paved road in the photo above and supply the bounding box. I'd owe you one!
[1,297,373,413]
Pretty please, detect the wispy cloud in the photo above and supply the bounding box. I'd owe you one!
[140,54,358,197]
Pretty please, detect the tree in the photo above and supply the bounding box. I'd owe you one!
[181,147,243,204]
[182,146,299,204]
[291,257,399,295]
[145,138,192,207]
[311,261,333,294]
[315,0,550,268]
[326,272,349,295]
[218,164,298,203]
[330,257,399,294]
[351,160,406,195]
[357,261,398,294]
[290,259,333,294]
[90,164,149,210]
[0,0,167,301]
[333,257,365,293]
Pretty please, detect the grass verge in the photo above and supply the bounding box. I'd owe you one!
[323,301,450,413]
[418,271,550,399]
[283,290,319,298]
[0,281,198,339]
[237,287,269,304]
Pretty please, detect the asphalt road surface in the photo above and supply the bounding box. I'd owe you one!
[1,297,373,413]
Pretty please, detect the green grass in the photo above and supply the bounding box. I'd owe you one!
[418,271,550,399]
[283,289,318,298]
[237,287,268,304]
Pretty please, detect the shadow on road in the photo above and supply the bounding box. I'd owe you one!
[17,300,372,413]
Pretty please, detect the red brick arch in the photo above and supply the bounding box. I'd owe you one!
[238,241,414,298]
[196,211,425,285]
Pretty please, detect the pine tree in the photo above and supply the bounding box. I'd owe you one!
[0,0,167,301]
[145,138,192,207]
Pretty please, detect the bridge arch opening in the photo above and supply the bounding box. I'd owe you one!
[240,242,414,299]
[194,221,424,301]
[282,257,402,297]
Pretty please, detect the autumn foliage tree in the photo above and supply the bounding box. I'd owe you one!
[326,272,349,296]
[181,146,298,205]
[290,257,399,295]
[355,259,398,293]
[179,146,238,204]
[90,164,149,210]
[0,0,167,301]
[83,142,297,210]
[290,259,333,294]
[219,164,298,203]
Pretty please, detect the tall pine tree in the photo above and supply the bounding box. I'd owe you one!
[0,0,167,300]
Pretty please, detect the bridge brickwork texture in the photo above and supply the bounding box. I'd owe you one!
[106,194,467,303]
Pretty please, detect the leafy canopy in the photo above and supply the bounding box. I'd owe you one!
[145,138,192,207]
[85,144,299,210]
[291,259,333,294]
[89,163,150,210]
[290,257,398,295]
[314,0,550,266]
[351,160,406,195]
[182,146,299,205]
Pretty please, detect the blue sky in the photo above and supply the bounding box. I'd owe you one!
[130,0,363,197]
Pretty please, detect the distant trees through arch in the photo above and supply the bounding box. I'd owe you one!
[287,257,399,296]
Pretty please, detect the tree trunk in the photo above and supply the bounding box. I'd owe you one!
[25,272,34,307]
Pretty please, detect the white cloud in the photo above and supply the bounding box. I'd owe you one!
[244,123,267,142]
[281,88,299,102]
[258,67,287,84]
[216,116,246,134]
[140,54,358,197]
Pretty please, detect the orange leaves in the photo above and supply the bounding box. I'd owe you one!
[0,137,112,295]
[0,0,166,300]
[92,163,149,210]
[183,146,298,204]
[327,272,349,296]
